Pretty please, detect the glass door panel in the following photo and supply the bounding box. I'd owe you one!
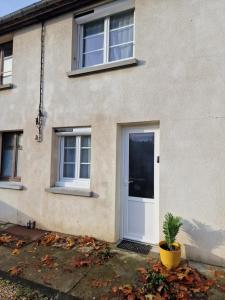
[128,132,154,199]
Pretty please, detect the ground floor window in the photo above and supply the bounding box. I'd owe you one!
[56,128,91,189]
[0,132,23,181]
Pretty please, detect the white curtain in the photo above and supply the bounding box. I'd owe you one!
[109,10,134,62]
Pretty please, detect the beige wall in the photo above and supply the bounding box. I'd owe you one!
[0,0,225,266]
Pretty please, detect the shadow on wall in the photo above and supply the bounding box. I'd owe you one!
[183,219,225,267]
[0,200,37,227]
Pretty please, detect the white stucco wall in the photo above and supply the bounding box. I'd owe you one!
[0,0,225,267]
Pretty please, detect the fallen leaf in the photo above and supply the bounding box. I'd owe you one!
[137,267,147,274]
[127,294,136,300]
[219,285,225,292]
[0,234,16,244]
[8,266,23,276]
[11,249,20,256]
[166,274,178,282]
[65,237,75,249]
[111,286,118,293]
[42,275,52,286]
[16,240,25,248]
[71,258,92,268]
[205,279,215,287]
[121,284,133,296]
[145,295,154,300]
[191,287,201,293]
[40,233,60,246]
[41,255,55,268]
[100,296,108,300]
[214,270,225,279]
[91,279,111,288]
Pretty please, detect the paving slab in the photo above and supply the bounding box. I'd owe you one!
[70,248,159,299]
[190,261,225,300]
[0,243,88,294]
[4,225,46,242]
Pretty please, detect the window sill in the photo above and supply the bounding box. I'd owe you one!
[45,187,93,197]
[0,181,24,190]
[67,58,138,78]
[0,83,13,91]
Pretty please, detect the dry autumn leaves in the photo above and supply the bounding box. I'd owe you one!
[1,231,224,299]
[99,263,220,299]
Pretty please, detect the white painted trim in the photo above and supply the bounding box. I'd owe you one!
[75,0,135,24]
[0,181,24,190]
[120,125,160,245]
[56,127,91,136]
[75,2,135,69]
[68,58,137,77]
[56,128,91,189]
[46,187,92,197]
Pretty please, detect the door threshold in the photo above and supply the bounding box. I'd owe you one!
[117,239,151,255]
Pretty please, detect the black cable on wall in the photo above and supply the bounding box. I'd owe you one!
[35,22,45,143]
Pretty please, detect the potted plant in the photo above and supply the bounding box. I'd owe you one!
[159,213,183,270]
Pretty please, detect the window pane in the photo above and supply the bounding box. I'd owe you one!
[109,43,133,62]
[2,75,12,85]
[1,133,14,177]
[2,133,14,147]
[83,34,104,53]
[81,149,91,163]
[15,133,23,178]
[64,136,76,147]
[63,164,75,178]
[129,133,154,199]
[110,26,133,46]
[64,148,76,163]
[2,42,13,57]
[1,149,13,177]
[16,149,22,177]
[83,50,103,67]
[110,10,134,30]
[81,136,91,147]
[84,19,104,37]
[80,164,90,179]
[3,57,12,73]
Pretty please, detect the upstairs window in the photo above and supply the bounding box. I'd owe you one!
[0,132,23,181]
[79,10,134,68]
[0,42,13,85]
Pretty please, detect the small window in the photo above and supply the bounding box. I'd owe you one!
[0,132,23,181]
[0,42,13,85]
[78,10,134,68]
[56,128,91,189]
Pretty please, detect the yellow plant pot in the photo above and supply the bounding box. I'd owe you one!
[159,241,181,270]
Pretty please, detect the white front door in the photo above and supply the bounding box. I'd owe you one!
[121,126,159,244]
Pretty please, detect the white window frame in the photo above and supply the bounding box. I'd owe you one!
[0,41,13,85]
[2,55,13,85]
[75,0,135,69]
[56,128,91,189]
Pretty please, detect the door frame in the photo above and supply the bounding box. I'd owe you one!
[120,124,160,244]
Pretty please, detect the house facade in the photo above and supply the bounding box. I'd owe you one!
[0,0,225,267]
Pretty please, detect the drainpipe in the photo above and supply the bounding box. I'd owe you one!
[35,21,45,142]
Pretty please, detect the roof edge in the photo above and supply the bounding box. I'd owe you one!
[0,0,99,36]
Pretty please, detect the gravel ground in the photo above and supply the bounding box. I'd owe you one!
[0,278,53,300]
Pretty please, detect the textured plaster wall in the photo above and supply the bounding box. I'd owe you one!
[0,0,225,266]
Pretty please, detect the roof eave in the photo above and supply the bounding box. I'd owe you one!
[0,0,98,36]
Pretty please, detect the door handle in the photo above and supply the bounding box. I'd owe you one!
[124,180,134,185]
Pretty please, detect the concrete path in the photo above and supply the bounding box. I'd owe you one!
[0,225,224,299]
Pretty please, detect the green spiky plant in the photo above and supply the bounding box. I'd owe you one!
[163,213,183,251]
